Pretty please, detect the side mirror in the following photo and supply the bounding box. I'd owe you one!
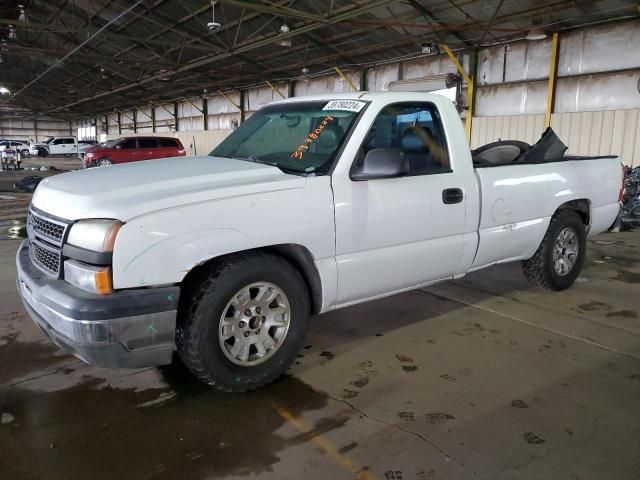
[350,148,408,181]
[115,145,122,150]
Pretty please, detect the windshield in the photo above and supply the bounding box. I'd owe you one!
[210,100,366,174]
[44,137,54,144]
[99,139,121,148]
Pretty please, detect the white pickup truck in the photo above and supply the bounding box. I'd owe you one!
[30,136,79,156]
[17,92,623,391]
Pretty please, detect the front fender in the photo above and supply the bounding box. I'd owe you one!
[111,178,336,293]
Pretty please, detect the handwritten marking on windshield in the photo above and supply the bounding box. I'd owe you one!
[291,115,334,160]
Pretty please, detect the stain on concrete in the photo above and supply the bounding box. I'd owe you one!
[440,374,456,382]
[0,340,70,384]
[0,219,27,240]
[424,413,455,424]
[397,411,415,422]
[338,441,358,454]
[342,389,359,399]
[605,310,638,319]
[395,354,413,363]
[578,301,612,311]
[401,365,418,372]
[523,432,545,444]
[350,377,369,388]
[511,399,529,408]
[384,470,403,479]
[319,351,334,360]
[613,271,640,284]
[0,366,335,480]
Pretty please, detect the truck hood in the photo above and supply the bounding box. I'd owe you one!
[31,156,307,221]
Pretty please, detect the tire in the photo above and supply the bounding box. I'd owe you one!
[522,210,586,291]
[20,149,30,158]
[177,252,310,392]
[97,157,113,166]
[37,148,48,157]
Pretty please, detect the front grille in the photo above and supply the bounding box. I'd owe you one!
[28,209,68,247]
[26,207,70,277]
[30,239,62,275]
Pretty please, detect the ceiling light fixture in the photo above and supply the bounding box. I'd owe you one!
[278,25,292,47]
[207,1,221,33]
[0,86,10,95]
[18,4,27,22]
[526,27,547,41]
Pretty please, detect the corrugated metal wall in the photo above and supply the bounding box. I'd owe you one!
[92,19,639,165]
[0,117,73,142]
[471,108,640,167]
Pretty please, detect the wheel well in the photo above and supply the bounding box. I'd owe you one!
[181,244,323,315]
[556,199,590,227]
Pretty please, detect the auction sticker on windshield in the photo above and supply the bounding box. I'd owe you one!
[322,100,366,112]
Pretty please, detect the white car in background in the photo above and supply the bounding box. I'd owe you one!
[0,140,30,158]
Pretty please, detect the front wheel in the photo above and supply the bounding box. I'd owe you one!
[20,149,30,158]
[177,252,310,391]
[97,157,113,167]
[522,210,586,290]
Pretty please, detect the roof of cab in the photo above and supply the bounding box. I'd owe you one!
[272,90,449,105]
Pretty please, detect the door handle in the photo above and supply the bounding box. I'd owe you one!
[442,188,463,204]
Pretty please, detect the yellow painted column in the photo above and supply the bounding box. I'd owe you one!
[442,44,473,144]
[545,32,560,129]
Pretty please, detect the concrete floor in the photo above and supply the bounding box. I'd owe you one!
[0,190,639,479]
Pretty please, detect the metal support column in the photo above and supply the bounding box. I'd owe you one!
[239,90,245,123]
[173,103,179,132]
[266,81,286,99]
[34,118,38,141]
[360,69,368,91]
[151,108,156,133]
[288,80,295,98]
[545,32,560,129]
[203,98,208,130]
[442,44,474,144]
[334,66,357,91]
[104,114,108,136]
[132,110,137,133]
[117,111,122,135]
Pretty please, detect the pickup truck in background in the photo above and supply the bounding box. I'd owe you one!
[30,136,79,157]
[17,92,623,392]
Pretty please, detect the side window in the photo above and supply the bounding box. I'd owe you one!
[357,102,450,175]
[158,138,177,148]
[120,139,137,149]
[139,138,158,148]
[52,138,63,145]
[64,138,75,144]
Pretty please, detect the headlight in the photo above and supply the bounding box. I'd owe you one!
[85,152,94,158]
[64,260,112,295]
[67,219,122,252]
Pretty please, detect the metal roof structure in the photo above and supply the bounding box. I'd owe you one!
[0,0,638,119]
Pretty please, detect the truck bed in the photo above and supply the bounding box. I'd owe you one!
[470,156,622,271]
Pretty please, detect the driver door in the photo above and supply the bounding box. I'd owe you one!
[332,101,467,305]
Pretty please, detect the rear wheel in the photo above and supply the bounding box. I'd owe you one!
[20,149,30,158]
[177,252,310,391]
[522,210,586,290]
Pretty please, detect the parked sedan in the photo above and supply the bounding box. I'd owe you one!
[82,136,186,167]
[0,140,30,157]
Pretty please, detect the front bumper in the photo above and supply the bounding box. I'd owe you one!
[16,240,180,368]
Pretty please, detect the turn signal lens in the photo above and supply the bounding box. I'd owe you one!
[64,260,113,295]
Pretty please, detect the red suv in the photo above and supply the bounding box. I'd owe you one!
[82,136,186,168]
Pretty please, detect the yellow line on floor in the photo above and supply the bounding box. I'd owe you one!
[273,404,375,480]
